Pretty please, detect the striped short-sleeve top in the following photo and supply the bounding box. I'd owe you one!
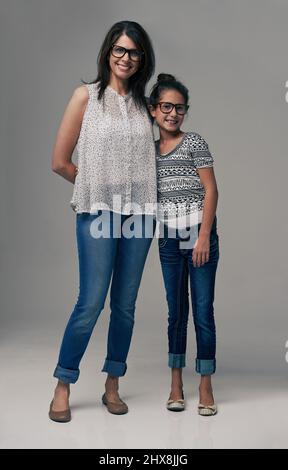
[156,131,214,228]
[70,83,157,215]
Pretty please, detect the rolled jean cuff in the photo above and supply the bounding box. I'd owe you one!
[195,358,216,375]
[53,364,80,384]
[101,359,127,377]
[168,353,186,368]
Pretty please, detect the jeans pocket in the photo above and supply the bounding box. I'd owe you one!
[158,238,168,248]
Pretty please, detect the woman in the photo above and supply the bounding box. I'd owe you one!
[49,21,157,421]
[149,74,220,416]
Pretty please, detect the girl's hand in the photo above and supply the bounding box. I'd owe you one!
[192,235,210,267]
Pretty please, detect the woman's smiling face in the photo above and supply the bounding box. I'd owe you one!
[150,89,186,133]
[109,34,141,81]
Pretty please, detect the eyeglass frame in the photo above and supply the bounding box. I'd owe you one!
[110,44,144,62]
[156,101,189,115]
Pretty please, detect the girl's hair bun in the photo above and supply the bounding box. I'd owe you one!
[157,73,176,83]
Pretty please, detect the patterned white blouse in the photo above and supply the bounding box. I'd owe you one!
[70,83,157,215]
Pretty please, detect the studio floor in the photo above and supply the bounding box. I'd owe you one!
[1,327,288,449]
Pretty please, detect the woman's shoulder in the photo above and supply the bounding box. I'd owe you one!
[73,84,90,103]
[74,82,101,102]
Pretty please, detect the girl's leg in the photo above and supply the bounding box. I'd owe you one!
[199,375,214,406]
[52,211,118,409]
[159,235,189,400]
[188,220,219,405]
[170,367,184,400]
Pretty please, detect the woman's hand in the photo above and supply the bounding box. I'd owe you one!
[192,234,210,267]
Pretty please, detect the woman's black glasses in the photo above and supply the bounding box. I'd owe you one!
[110,45,144,62]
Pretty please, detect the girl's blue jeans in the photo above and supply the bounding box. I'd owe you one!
[158,216,219,375]
[53,210,155,384]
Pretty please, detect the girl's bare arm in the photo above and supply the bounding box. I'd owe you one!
[197,167,219,238]
[192,167,218,267]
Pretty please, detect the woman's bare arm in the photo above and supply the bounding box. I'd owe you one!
[51,85,89,183]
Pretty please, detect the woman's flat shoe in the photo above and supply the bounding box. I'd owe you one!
[102,393,128,415]
[198,403,217,416]
[48,400,71,423]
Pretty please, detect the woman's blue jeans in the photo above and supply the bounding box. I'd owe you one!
[158,216,219,375]
[53,210,155,384]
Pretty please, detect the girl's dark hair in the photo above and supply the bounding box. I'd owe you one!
[149,73,189,107]
[81,20,155,110]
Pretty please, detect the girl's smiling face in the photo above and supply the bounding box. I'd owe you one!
[149,89,186,133]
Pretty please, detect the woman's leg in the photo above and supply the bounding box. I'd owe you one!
[52,211,118,408]
[158,234,189,400]
[187,219,219,405]
[102,214,156,401]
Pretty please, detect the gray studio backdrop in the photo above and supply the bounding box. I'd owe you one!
[1,0,288,375]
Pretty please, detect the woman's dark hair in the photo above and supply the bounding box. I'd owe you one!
[149,73,189,108]
[81,20,155,110]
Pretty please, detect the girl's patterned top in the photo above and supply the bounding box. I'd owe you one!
[70,83,157,215]
[156,132,214,228]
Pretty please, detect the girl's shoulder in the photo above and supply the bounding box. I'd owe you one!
[184,131,209,143]
[183,131,210,150]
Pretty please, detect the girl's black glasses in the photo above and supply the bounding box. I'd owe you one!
[156,102,189,115]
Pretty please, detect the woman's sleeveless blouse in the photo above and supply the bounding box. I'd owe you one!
[70,83,157,215]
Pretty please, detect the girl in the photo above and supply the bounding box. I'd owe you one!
[49,21,157,421]
[149,74,220,416]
